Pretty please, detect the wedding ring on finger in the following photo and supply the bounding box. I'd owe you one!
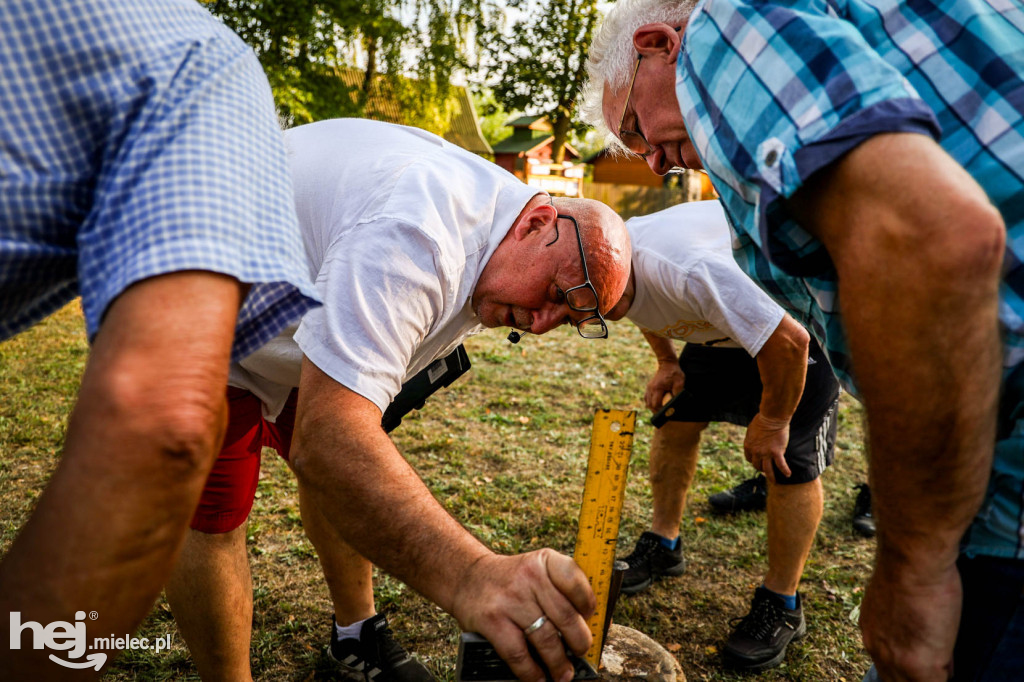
[522,615,547,636]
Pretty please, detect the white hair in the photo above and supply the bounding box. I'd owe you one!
[580,0,699,153]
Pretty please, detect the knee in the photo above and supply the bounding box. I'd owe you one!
[81,368,228,482]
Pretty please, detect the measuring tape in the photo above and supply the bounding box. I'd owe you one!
[572,408,636,667]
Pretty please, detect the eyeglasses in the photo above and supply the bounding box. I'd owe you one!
[548,213,609,339]
[617,26,683,159]
[618,54,654,158]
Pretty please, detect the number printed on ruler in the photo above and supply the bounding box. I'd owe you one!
[573,409,636,667]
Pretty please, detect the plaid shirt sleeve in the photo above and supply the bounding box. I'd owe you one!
[677,0,940,277]
[0,0,320,362]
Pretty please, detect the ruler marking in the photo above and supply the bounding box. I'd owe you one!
[573,409,636,668]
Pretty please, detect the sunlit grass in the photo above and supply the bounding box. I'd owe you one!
[0,304,873,681]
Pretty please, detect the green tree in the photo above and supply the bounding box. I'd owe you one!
[472,88,511,148]
[201,0,484,131]
[479,0,601,162]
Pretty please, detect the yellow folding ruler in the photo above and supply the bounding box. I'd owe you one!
[573,408,636,667]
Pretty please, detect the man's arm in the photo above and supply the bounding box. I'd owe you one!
[788,132,1005,682]
[291,358,595,682]
[640,330,685,410]
[746,314,810,481]
[0,272,245,678]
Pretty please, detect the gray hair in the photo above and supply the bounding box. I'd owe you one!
[580,0,699,152]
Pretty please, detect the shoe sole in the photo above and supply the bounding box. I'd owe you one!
[852,519,876,538]
[619,562,686,596]
[722,619,807,673]
[327,647,382,682]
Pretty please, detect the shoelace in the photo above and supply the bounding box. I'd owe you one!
[625,534,662,565]
[730,595,786,641]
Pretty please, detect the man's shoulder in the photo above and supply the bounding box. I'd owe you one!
[629,202,732,266]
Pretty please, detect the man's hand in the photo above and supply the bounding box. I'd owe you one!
[294,363,596,682]
[859,558,961,681]
[644,361,685,411]
[452,549,596,682]
[743,414,791,483]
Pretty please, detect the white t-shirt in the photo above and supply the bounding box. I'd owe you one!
[625,201,784,356]
[229,119,539,418]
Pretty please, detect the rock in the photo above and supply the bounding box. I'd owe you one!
[597,624,685,682]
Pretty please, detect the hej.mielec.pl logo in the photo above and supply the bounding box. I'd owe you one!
[10,610,173,670]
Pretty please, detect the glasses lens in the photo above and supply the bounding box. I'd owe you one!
[577,317,608,339]
[621,131,652,157]
[566,285,599,312]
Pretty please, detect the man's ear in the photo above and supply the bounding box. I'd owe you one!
[512,201,557,241]
[633,22,683,63]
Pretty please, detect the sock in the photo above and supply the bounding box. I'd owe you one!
[762,585,798,610]
[334,616,370,641]
[657,534,680,551]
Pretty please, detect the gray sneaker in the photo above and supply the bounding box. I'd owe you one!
[328,614,434,682]
[619,531,686,595]
[723,587,806,672]
[709,474,767,514]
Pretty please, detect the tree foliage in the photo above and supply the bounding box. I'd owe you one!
[201,0,484,131]
[477,0,601,162]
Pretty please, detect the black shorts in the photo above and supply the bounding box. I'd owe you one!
[659,339,841,484]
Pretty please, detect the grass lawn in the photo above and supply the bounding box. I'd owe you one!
[0,302,874,681]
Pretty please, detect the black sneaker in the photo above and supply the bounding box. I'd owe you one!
[723,586,806,672]
[852,483,876,538]
[619,531,686,595]
[328,613,435,682]
[708,474,767,514]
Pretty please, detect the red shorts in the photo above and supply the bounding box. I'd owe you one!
[190,386,298,534]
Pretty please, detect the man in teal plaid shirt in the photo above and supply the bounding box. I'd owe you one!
[583,0,1023,679]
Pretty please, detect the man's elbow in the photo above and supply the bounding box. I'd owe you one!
[769,315,811,364]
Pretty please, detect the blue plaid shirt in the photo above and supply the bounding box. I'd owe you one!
[0,0,320,361]
[677,0,1024,558]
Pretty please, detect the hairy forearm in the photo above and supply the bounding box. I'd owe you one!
[754,315,809,423]
[292,360,491,614]
[0,272,242,677]
[792,134,1005,572]
[642,329,679,364]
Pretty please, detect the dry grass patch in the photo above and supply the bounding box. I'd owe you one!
[0,304,874,681]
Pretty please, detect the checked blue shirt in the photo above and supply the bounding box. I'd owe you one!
[676,0,1024,558]
[0,0,320,361]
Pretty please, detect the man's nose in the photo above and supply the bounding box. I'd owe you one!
[646,148,671,176]
[530,306,569,335]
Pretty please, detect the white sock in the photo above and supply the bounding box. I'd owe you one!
[335,616,370,641]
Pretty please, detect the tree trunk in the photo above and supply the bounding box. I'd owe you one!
[550,111,573,164]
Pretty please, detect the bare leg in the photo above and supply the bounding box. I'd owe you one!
[649,421,707,539]
[763,478,823,595]
[299,483,375,626]
[166,526,254,681]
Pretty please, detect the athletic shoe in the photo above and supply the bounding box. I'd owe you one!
[328,613,435,682]
[723,586,806,672]
[852,483,876,538]
[619,531,686,595]
[708,474,767,514]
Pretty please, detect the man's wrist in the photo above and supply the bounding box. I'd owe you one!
[754,412,791,429]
